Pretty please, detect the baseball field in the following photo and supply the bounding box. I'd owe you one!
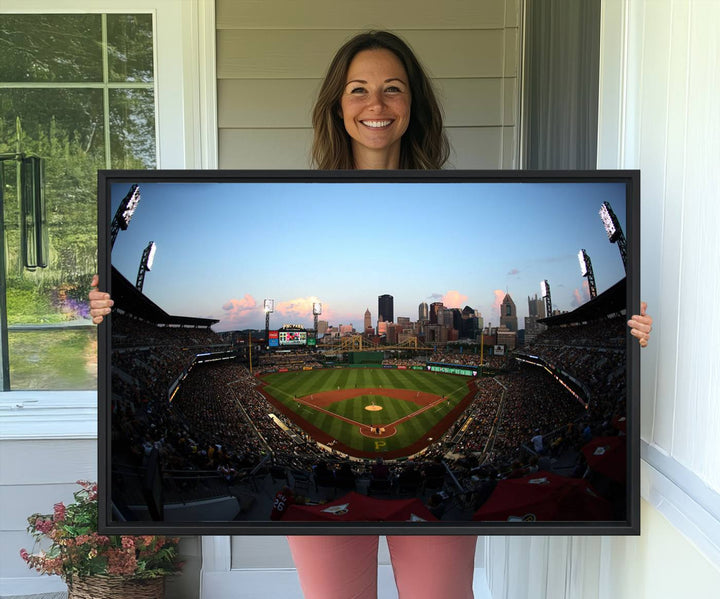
[258,367,476,458]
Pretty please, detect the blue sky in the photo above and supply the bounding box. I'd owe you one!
[110,179,628,332]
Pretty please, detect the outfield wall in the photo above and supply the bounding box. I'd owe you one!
[348,351,384,364]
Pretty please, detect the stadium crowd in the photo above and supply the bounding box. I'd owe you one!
[110,312,628,518]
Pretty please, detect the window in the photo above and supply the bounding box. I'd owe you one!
[0,13,156,390]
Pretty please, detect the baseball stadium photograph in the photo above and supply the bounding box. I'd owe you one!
[103,173,633,529]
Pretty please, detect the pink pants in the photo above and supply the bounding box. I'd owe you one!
[287,535,477,599]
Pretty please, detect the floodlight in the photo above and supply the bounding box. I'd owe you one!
[136,241,157,292]
[599,201,628,272]
[110,184,141,248]
[120,184,141,230]
[146,242,157,271]
[599,201,620,242]
[313,302,322,315]
[578,250,588,276]
[264,299,274,344]
[578,249,598,299]
[540,280,552,317]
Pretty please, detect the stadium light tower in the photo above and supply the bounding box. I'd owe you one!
[313,302,322,334]
[135,241,156,293]
[264,299,274,344]
[110,184,141,248]
[599,201,627,272]
[578,249,598,299]
[540,279,552,318]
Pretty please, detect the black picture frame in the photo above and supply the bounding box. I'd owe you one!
[97,169,640,536]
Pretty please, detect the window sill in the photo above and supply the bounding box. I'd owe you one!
[642,440,720,567]
[0,391,97,440]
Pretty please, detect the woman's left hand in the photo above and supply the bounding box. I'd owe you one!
[628,301,653,347]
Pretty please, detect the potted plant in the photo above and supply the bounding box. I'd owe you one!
[20,480,182,599]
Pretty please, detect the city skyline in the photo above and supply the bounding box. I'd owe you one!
[109,179,629,333]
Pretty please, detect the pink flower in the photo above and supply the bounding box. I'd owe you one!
[53,502,66,522]
[19,548,29,562]
[107,548,137,576]
[121,536,135,549]
[34,518,54,534]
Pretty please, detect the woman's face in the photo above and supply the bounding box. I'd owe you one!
[340,48,411,167]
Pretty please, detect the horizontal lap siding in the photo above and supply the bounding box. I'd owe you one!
[0,438,97,579]
[216,0,514,30]
[217,0,521,170]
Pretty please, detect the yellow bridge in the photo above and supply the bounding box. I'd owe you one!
[317,334,434,352]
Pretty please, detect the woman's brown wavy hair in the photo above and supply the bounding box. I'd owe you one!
[311,31,449,170]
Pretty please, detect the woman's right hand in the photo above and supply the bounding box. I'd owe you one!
[89,274,113,324]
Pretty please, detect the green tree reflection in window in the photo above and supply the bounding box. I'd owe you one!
[0,13,155,390]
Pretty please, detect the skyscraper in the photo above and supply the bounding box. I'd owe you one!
[500,293,518,332]
[430,301,443,324]
[528,294,546,319]
[364,308,372,333]
[378,294,394,324]
[418,302,429,321]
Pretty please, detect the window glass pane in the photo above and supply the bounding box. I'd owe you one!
[8,329,97,390]
[2,89,103,391]
[110,89,156,169]
[107,14,154,83]
[0,14,103,82]
[1,13,156,391]
[1,89,107,162]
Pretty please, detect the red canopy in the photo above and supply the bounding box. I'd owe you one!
[283,492,438,522]
[581,436,626,484]
[473,471,612,522]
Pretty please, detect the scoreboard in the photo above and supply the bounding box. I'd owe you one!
[279,330,306,346]
[268,329,315,348]
[426,362,477,377]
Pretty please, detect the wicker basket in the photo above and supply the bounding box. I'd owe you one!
[67,575,165,599]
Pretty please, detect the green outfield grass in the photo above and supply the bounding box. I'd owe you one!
[261,368,471,455]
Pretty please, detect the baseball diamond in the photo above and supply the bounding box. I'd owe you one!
[258,367,476,458]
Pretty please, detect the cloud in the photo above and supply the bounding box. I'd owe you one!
[492,289,505,318]
[442,290,469,309]
[427,293,443,301]
[571,281,592,309]
[222,294,257,315]
[582,279,591,301]
[571,288,583,308]
[275,296,321,323]
[507,268,520,276]
[221,294,259,327]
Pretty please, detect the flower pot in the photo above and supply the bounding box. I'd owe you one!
[67,575,164,599]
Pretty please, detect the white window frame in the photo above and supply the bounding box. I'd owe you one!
[0,0,217,437]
